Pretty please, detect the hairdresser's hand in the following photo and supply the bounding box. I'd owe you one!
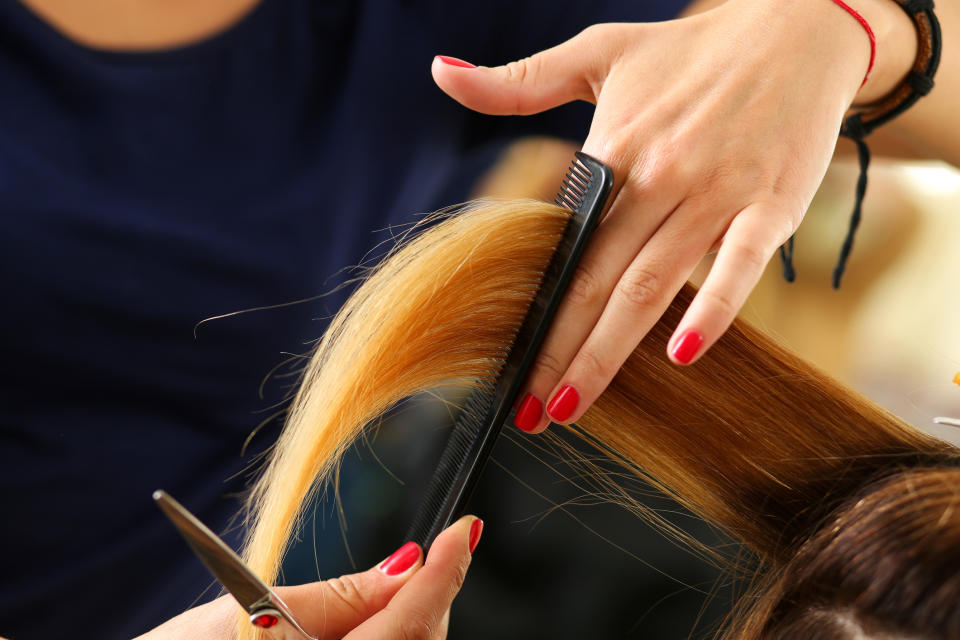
[136,516,482,640]
[432,0,916,431]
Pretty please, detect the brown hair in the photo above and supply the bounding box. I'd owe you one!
[239,200,959,639]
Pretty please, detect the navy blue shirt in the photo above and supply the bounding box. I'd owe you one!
[0,1,686,637]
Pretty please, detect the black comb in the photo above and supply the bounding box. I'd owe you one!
[406,152,614,549]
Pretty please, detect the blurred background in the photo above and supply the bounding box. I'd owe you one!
[281,139,960,639]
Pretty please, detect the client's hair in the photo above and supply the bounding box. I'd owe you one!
[240,200,960,640]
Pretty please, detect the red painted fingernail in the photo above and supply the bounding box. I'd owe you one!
[468,518,484,554]
[513,393,543,432]
[379,541,420,576]
[435,55,476,69]
[671,329,704,365]
[546,385,579,422]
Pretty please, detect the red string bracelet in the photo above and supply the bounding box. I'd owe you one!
[831,0,877,86]
[780,0,941,288]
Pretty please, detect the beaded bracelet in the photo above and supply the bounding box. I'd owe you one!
[778,0,942,288]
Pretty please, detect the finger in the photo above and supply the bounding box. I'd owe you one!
[345,516,482,640]
[512,177,682,434]
[544,202,723,425]
[275,541,424,640]
[431,25,619,115]
[667,201,793,365]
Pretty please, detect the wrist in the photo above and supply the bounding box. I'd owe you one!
[835,0,919,105]
[721,0,918,108]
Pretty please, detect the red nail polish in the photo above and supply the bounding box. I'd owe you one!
[546,385,579,422]
[435,55,476,69]
[379,541,420,576]
[513,393,543,432]
[469,518,484,554]
[671,329,704,365]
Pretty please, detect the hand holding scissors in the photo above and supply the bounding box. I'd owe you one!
[138,491,481,640]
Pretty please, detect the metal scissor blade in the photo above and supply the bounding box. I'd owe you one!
[153,490,272,613]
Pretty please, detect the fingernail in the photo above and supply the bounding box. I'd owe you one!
[379,541,420,576]
[435,55,476,69]
[671,329,704,365]
[468,518,484,554]
[546,385,579,423]
[513,393,543,432]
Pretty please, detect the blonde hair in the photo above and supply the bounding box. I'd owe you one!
[239,199,959,639]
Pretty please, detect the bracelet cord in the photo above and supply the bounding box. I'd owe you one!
[834,0,878,86]
[778,0,941,288]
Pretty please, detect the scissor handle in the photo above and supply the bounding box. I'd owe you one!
[152,491,320,640]
[249,599,319,640]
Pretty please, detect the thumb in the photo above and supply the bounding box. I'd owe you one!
[345,515,482,640]
[274,541,424,640]
[431,25,613,116]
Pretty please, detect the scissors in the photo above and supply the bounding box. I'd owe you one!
[153,490,319,640]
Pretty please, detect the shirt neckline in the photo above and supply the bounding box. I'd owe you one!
[6,0,271,65]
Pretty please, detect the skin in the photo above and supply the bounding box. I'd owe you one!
[431,0,960,432]
[17,0,260,50]
[135,516,477,640]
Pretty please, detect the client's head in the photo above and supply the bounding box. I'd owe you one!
[738,466,960,639]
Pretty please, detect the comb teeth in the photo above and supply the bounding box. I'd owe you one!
[405,381,496,546]
[554,156,594,211]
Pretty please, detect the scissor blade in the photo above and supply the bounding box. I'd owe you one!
[153,490,272,613]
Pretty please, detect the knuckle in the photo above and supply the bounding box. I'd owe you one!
[502,56,542,113]
[732,241,769,273]
[503,57,532,86]
[576,23,631,55]
[566,265,605,308]
[630,147,679,194]
[750,202,802,246]
[449,556,471,593]
[433,611,451,640]
[573,346,611,382]
[615,267,661,311]
[700,287,739,318]
[325,574,370,618]
[693,161,757,203]
[576,23,615,50]
[531,349,566,381]
[785,213,801,237]
[578,23,606,41]
[769,163,805,201]
[763,176,808,230]
[396,616,436,640]
[782,203,805,237]
[702,160,744,190]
